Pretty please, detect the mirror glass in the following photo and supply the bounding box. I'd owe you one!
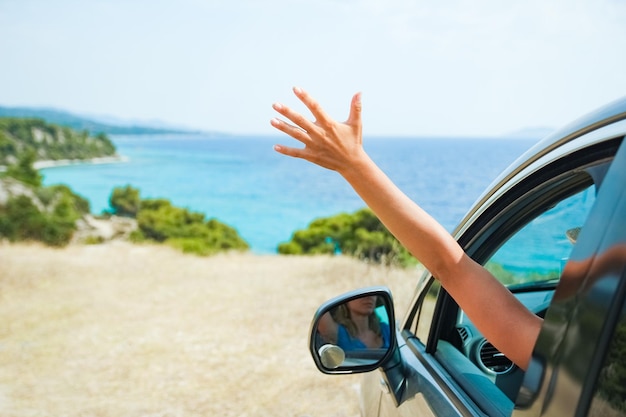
[312,294,392,370]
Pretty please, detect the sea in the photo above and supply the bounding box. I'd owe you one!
[40,134,537,255]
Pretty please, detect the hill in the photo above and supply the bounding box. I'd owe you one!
[0,105,200,135]
[0,117,117,166]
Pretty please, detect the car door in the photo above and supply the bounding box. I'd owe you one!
[513,122,626,417]
[375,117,626,416]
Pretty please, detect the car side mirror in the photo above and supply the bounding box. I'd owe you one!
[309,286,396,374]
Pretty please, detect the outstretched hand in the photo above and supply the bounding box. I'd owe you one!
[271,87,365,173]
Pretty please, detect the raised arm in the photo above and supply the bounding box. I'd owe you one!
[271,87,542,370]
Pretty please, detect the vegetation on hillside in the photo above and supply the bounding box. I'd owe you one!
[0,117,116,166]
[278,208,417,267]
[3,149,43,187]
[108,185,249,255]
[0,152,90,246]
[0,121,246,254]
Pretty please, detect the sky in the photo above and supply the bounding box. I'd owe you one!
[1,0,625,138]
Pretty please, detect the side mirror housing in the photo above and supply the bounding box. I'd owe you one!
[309,286,397,374]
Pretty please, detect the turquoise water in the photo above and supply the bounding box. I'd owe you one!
[40,134,536,254]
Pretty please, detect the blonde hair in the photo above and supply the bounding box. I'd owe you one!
[333,302,382,339]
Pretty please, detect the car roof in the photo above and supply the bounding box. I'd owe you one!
[454,96,626,239]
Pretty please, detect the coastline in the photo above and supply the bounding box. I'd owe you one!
[0,155,129,172]
[33,154,129,170]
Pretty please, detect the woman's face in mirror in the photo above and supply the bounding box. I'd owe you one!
[312,292,393,371]
[347,296,377,316]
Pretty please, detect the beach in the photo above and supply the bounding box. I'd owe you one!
[32,155,129,170]
[0,241,422,417]
[0,156,128,173]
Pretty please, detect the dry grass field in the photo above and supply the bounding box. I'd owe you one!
[0,242,422,417]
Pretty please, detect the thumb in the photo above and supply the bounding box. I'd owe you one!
[346,92,362,126]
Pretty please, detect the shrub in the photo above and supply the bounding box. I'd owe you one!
[109,184,141,217]
[3,150,42,187]
[278,208,417,267]
[110,186,250,256]
[0,194,77,246]
[0,156,90,246]
[37,184,90,215]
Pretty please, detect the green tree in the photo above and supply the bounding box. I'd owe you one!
[109,185,141,217]
[278,208,417,267]
[0,131,16,157]
[0,193,81,246]
[0,195,46,242]
[3,149,42,187]
[114,190,250,256]
[0,163,89,246]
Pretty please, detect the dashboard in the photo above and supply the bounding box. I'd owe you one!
[454,287,555,400]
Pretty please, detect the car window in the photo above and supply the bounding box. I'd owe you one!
[448,185,597,402]
[485,185,596,287]
[434,177,607,411]
[410,185,597,345]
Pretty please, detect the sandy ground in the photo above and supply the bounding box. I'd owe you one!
[0,242,422,417]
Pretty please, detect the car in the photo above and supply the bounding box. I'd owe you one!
[308,96,626,417]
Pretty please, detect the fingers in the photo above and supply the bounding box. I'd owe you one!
[270,116,308,143]
[272,87,358,131]
[270,87,362,156]
[271,102,316,142]
[292,87,333,125]
[273,143,307,160]
[347,92,362,126]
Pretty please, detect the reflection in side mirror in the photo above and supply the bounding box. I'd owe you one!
[309,287,396,374]
[318,344,345,369]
